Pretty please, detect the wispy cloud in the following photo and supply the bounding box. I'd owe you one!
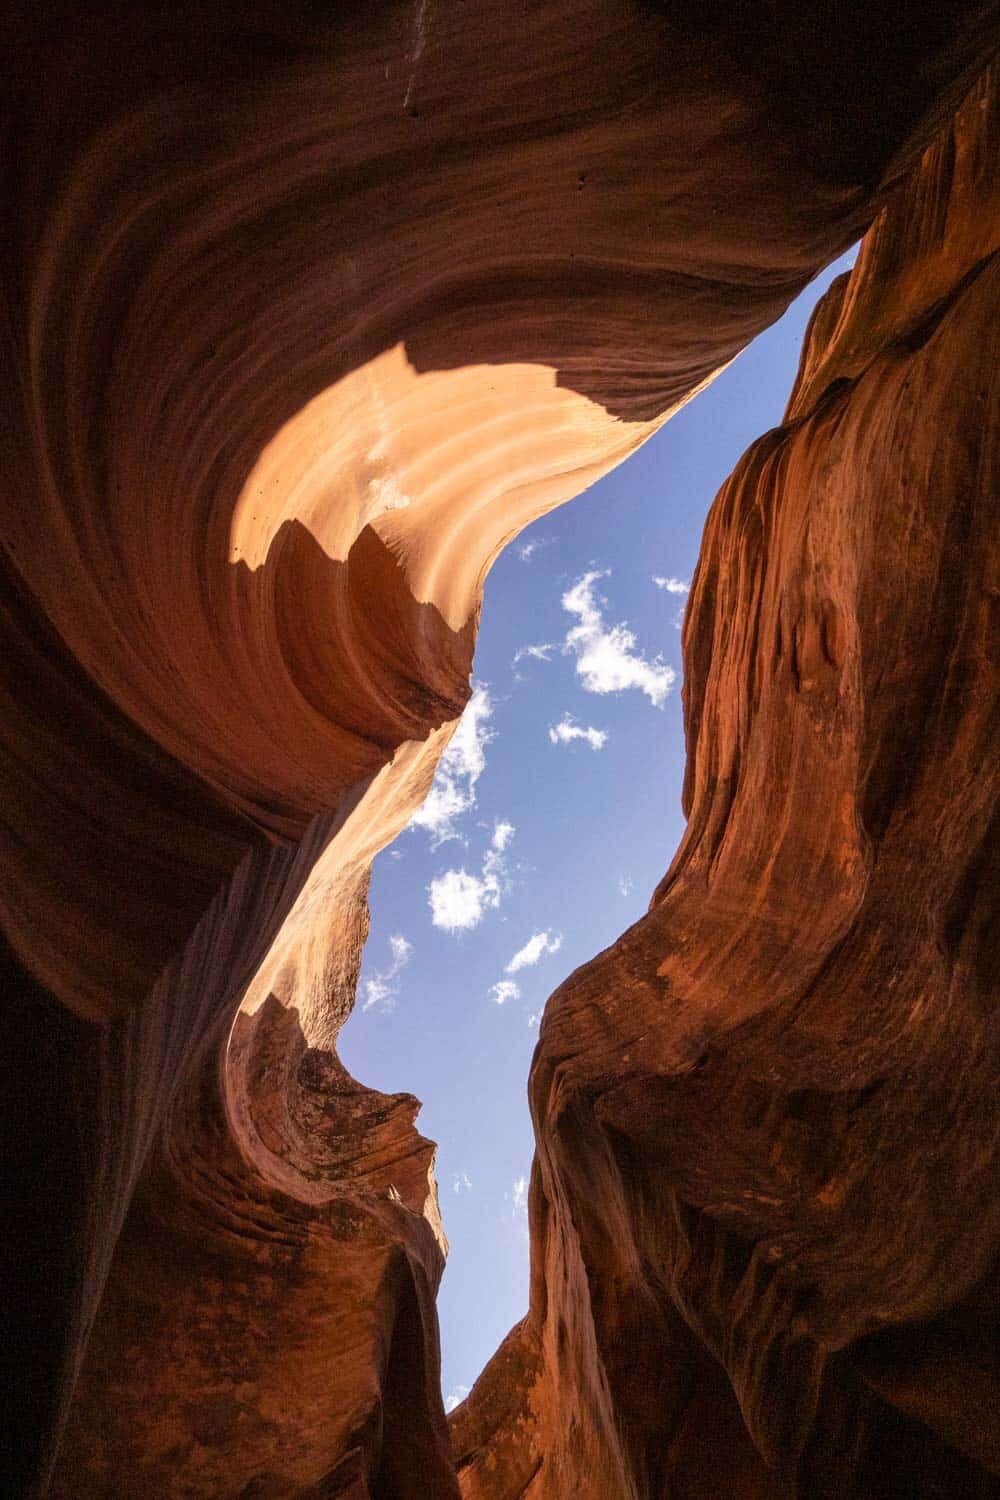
[489,979,521,1005]
[512,642,556,666]
[505,929,562,974]
[445,1384,470,1413]
[428,820,514,932]
[653,574,690,632]
[361,932,413,1012]
[562,571,675,707]
[512,1175,528,1214]
[410,685,493,846]
[527,1011,541,1030]
[451,1170,472,1194]
[518,536,553,562]
[618,875,634,897]
[491,819,514,851]
[548,714,607,751]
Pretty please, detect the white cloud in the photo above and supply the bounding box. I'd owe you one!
[561,571,675,707]
[527,1011,541,1030]
[361,932,413,1012]
[362,974,392,1010]
[518,536,553,562]
[445,1384,470,1413]
[512,642,556,672]
[548,714,608,751]
[489,979,521,1005]
[505,929,562,974]
[512,1175,528,1214]
[428,820,514,932]
[410,685,493,846]
[428,868,493,931]
[491,819,514,851]
[480,819,514,899]
[653,574,690,633]
[618,875,634,897]
[451,1170,472,1194]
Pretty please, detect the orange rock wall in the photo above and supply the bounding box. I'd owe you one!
[1,4,997,1497]
[454,62,1000,1499]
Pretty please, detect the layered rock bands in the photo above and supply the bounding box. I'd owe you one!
[1,4,997,1497]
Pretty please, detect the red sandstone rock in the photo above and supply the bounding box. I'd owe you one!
[457,60,1000,1500]
[1,4,997,1497]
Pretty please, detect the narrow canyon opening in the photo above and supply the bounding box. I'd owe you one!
[339,246,859,1412]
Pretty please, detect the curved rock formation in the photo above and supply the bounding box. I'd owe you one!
[1,4,997,1497]
[455,60,1000,1499]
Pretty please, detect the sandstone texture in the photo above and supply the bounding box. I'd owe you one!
[455,61,1000,1500]
[1,4,997,1497]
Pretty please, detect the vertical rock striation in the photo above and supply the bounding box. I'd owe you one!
[1,4,997,1496]
[454,57,1000,1500]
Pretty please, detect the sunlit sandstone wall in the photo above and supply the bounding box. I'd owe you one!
[1,3,996,1496]
[453,59,1000,1500]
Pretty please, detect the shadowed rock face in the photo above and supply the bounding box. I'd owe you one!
[1,5,997,1497]
[454,62,1000,1499]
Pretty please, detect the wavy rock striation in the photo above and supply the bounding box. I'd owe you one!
[455,59,1000,1500]
[1,4,997,1497]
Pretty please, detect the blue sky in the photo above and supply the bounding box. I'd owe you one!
[339,249,857,1411]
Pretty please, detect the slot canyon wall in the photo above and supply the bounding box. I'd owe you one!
[1,4,997,1497]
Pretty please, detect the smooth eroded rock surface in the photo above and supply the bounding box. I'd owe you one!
[1,4,997,1496]
[456,58,1000,1500]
